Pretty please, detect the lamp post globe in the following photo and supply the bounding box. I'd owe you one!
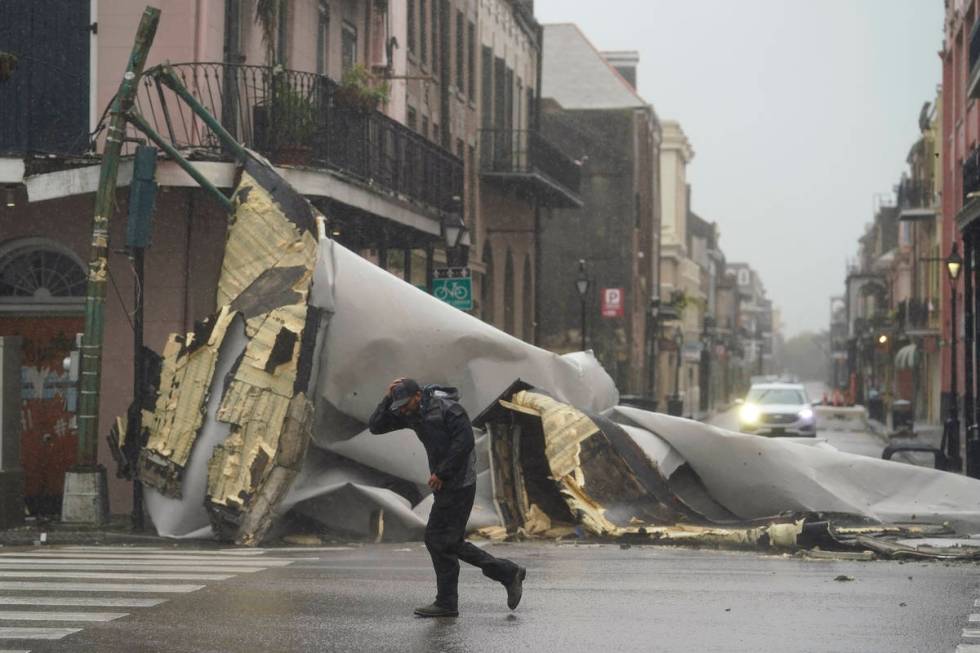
[948,242,963,281]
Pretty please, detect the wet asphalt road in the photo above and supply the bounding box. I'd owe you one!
[11,542,979,653]
[12,394,969,653]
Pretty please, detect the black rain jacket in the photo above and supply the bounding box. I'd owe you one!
[367,385,477,492]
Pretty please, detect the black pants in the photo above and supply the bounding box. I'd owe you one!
[424,483,518,610]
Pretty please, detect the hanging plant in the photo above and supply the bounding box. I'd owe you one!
[0,52,18,82]
[254,0,283,66]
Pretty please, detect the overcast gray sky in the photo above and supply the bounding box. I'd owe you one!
[534,0,943,337]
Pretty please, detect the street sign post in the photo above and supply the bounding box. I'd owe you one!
[601,288,624,318]
[433,267,473,311]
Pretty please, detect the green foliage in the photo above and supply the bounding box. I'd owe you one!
[0,51,17,82]
[267,74,316,146]
[254,0,283,66]
[338,64,391,111]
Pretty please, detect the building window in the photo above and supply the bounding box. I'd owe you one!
[316,1,330,76]
[481,46,493,128]
[422,115,429,140]
[276,1,289,66]
[431,0,439,74]
[455,10,464,91]
[342,21,358,73]
[407,0,416,54]
[456,138,464,159]
[407,106,417,131]
[419,0,428,64]
[467,22,476,101]
[0,242,86,303]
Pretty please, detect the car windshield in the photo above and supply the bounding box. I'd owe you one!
[746,388,805,406]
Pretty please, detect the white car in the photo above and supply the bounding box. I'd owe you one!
[737,383,816,437]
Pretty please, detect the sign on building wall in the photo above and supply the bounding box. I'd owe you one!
[601,288,624,318]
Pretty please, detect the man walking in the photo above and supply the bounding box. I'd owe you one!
[369,378,526,618]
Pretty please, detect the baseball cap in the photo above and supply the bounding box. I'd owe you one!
[389,378,421,410]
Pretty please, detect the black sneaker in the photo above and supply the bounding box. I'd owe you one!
[506,566,527,610]
[413,602,459,618]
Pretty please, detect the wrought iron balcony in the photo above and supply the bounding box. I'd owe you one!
[970,19,980,100]
[479,129,582,208]
[965,146,980,205]
[134,63,462,215]
[896,178,935,221]
[898,298,935,334]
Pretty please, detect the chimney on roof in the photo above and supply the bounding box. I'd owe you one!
[601,50,640,91]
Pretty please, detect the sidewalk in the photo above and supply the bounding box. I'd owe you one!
[0,514,174,547]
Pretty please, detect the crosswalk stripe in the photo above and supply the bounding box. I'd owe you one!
[0,627,80,640]
[963,628,980,638]
[59,547,268,556]
[0,649,30,652]
[0,572,233,581]
[0,554,297,566]
[970,614,980,623]
[0,597,165,608]
[0,557,276,568]
[0,582,203,593]
[0,611,127,623]
[0,563,260,574]
[956,644,980,652]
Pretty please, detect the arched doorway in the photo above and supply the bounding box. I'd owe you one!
[522,255,533,342]
[481,242,495,325]
[504,249,515,335]
[0,238,85,516]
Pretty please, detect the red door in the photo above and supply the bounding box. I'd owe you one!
[0,316,82,516]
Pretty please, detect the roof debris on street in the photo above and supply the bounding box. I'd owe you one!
[111,147,980,560]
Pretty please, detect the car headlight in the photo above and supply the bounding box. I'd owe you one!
[739,403,761,424]
[798,408,814,421]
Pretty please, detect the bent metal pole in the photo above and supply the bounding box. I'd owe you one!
[75,7,161,468]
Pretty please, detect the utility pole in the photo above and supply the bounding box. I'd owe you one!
[63,7,161,525]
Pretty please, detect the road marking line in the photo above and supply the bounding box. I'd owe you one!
[0,611,128,622]
[0,572,233,581]
[0,627,81,640]
[0,582,203,593]
[0,649,30,652]
[975,599,980,608]
[962,628,980,638]
[0,555,294,566]
[0,597,166,608]
[956,644,980,652]
[0,564,260,574]
[970,613,980,623]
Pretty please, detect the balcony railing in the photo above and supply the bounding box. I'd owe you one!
[898,298,933,332]
[134,63,462,214]
[964,146,980,205]
[970,19,980,99]
[479,128,582,208]
[897,179,932,210]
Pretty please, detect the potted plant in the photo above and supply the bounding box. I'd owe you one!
[336,64,390,113]
[0,52,17,83]
[256,72,317,165]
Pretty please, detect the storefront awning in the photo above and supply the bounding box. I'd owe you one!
[895,343,918,369]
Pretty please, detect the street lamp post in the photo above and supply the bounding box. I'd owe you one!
[667,330,684,417]
[575,260,589,351]
[649,296,661,403]
[701,315,715,413]
[946,243,964,472]
[442,203,468,268]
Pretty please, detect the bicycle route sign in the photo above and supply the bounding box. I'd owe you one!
[432,267,473,311]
